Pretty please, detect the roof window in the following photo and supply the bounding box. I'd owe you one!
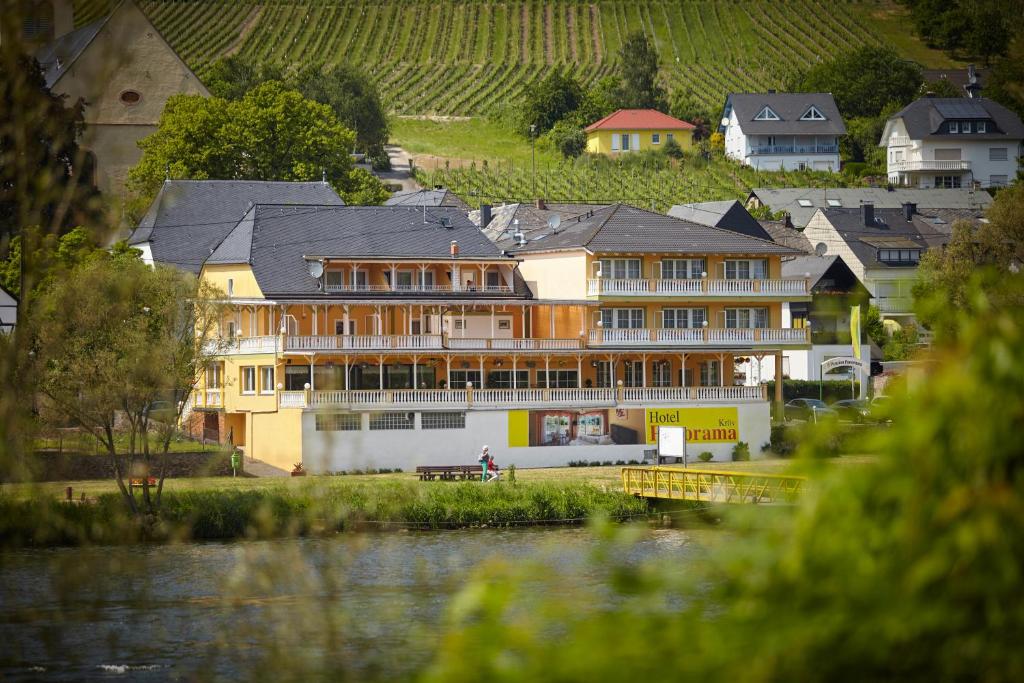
[826,199,842,207]
[754,106,780,121]
[797,199,813,208]
[800,106,827,121]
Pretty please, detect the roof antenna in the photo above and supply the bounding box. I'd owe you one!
[321,168,327,184]
[423,204,427,224]
[165,163,170,180]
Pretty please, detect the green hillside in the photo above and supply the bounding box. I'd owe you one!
[70,0,925,116]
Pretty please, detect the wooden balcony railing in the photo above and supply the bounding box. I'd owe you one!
[588,327,809,346]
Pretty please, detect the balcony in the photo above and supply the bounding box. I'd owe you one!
[750,144,838,155]
[587,278,809,297]
[277,385,768,410]
[323,283,514,295]
[206,335,280,355]
[888,136,913,147]
[282,335,584,352]
[875,297,913,314]
[588,327,810,347]
[890,160,971,172]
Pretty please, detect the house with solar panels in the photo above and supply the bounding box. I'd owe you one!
[881,93,1023,190]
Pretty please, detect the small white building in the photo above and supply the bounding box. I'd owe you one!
[881,95,1023,190]
[0,285,17,333]
[719,92,846,172]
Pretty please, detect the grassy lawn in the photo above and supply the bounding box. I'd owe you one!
[2,456,875,500]
[390,116,561,168]
[867,1,964,69]
[35,433,226,455]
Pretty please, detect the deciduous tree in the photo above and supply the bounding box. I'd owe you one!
[615,32,667,111]
[791,46,922,118]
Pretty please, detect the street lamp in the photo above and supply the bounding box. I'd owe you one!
[530,124,537,199]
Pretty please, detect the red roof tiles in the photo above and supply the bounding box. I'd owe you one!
[584,109,696,133]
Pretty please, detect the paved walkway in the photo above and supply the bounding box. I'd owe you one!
[244,458,290,478]
[372,144,420,191]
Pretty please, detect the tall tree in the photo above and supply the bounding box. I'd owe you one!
[203,55,285,101]
[615,32,667,111]
[29,252,225,518]
[518,70,585,137]
[986,34,1024,119]
[292,64,390,158]
[127,81,389,211]
[791,46,922,119]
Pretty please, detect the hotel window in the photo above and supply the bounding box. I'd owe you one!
[227,278,234,296]
[395,271,415,290]
[700,360,721,387]
[662,308,706,329]
[284,366,311,391]
[485,271,502,290]
[724,259,768,280]
[449,369,481,388]
[754,106,780,121]
[934,175,961,188]
[206,363,223,388]
[315,413,361,431]
[652,361,672,387]
[601,308,645,329]
[990,147,1008,161]
[240,367,256,395]
[334,320,356,335]
[990,175,1008,187]
[661,258,705,279]
[652,133,661,144]
[259,366,275,394]
[487,370,529,388]
[595,361,612,388]
[325,270,344,289]
[878,249,920,264]
[598,258,641,279]
[724,307,769,328]
[422,412,466,430]
[622,360,644,387]
[369,412,415,430]
[537,369,578,388]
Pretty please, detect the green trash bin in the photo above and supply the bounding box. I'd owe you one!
[230,450,242,477]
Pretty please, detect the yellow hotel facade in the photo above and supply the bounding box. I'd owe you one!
[188,203,808,472]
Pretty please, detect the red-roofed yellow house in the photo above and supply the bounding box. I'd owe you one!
[585,109,695,155]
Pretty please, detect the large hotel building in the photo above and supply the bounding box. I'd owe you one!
[135,183,809,472]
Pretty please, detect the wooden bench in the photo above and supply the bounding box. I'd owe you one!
[416,465,484,481]
[128,476,157,493]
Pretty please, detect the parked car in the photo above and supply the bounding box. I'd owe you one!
[831,398,870,423]
[784,398,837,422]
[869,395,894,422]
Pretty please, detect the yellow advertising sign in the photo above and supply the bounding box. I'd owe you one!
[850,305,862,360]
[507,410,529,447]
[644,407,740,444]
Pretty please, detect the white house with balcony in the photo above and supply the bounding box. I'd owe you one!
[719,92,846,171]
[881,95,1023,189]
[801,203,983,323]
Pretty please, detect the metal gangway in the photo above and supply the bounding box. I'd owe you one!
[621,466,806,504]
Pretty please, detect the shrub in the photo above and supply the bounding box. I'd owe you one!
[770,424,797,456]
[697,451,714,462]
[662,137,683,160]
[731,441,750,461]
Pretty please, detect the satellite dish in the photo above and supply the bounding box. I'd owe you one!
[307,260,324,278]
[720,117,730,127]
[547,215,562,233]
[815,242,828,257]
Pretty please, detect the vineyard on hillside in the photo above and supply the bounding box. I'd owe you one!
[413,154,857,212]
[72,0,885,116]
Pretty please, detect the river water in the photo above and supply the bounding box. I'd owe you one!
[0,527,712,681]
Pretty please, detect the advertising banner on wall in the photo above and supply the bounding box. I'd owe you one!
[508,407,740,448]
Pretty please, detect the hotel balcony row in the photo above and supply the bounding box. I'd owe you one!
[586,278,809,298]
[209,327,810,355]
[889,159,971,173]
[197,385,768,411]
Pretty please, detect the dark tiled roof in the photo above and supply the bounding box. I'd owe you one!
[231,205,518,297]
[473,202,606,243]
[384,188,469,209]
[34,18,106,89]
[501,203,799,255]
[723,93,846,135]
[748,187,992,228]
[668,200,772,240]
[782,255,838,286]
[759,221,813,253]
[129,180,345,273]
[887,97,1024,140]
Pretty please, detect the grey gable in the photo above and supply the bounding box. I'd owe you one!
[129,180,345,273]
[725,93,846,135]
[34,18,106,89]
[888,97,1024,140]
[246,205,512,297]
[668,200,772,240]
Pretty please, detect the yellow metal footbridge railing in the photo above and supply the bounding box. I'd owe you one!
[621,467,806,504]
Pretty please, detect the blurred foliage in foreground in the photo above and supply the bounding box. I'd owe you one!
[422,272,1024,683]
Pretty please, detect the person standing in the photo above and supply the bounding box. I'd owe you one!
[478,445,490,482]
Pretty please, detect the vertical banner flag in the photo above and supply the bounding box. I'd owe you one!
[850,305,861,360]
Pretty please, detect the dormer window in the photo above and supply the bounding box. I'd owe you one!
[754,106,780,121]
[949,121,959,134]
[800,106,826,121]
[963,122,972,133]
[977,121,987,133]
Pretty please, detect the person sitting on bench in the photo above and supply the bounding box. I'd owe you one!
[486,454,501,482]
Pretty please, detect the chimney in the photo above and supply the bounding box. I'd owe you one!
[479,203,492,227]
[965,64,982,99]
[862,203,875,227]
[902,202,914,221]
[535,198,547,210]
[450,240,459,257]
[783,212,794,230]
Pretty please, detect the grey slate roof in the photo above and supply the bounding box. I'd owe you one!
[384,188,469,209]
[723,93,846,136]
[500,204,799,255]
[782,255,838,287]
[667,200,772,240]
[472,202,607,243]
[221,205,522,297]
[129,180,345,273]
[819,207,983,269]
[748,187,993,229]
[758,220,813,253]
[34,18,106,89]
[887,97,1024,140]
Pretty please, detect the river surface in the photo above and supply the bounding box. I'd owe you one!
[0,527,712,681]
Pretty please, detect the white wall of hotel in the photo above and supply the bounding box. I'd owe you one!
[723,110,840,171]
[300,401,771,473]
